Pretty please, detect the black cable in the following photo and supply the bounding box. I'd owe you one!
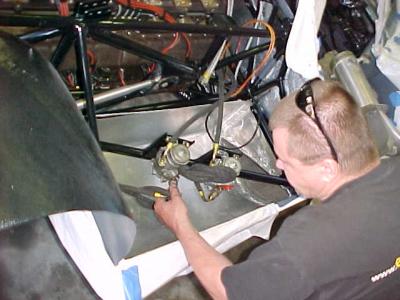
[172,101,219,141]
[214,69,225,144]
[214,42,271,71]
[204,106,261,150]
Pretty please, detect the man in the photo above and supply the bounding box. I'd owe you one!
[154,79,400,299]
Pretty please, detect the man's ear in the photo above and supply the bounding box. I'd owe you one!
[319,159,339,182]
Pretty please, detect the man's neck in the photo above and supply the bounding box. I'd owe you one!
[319,159,381,201]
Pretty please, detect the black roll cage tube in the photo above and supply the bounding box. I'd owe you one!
[0,10,291,187]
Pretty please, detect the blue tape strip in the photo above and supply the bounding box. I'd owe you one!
[122,265,142,300]
[389,92,400,107]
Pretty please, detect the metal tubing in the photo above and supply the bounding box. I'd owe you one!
[95,20,270,37]
[1,15,271,77]
[200,36,226,67]
[333,50,400,149]
[51,29,75,69]
[378,110,400,146]
[0,14,73,28]
[90,29,196,76]
[0,15,268,38]
[101,95,221,113]
[214,69,225,144]
[239,170,290,186]
[251,105,275,155]
[216,42,270,70]
[18,28,62,43]
[100,141,146,158]
[74,24,99,139]
[332,51,378,108]
[100,78,275,113]
[100,139,290,187]
[76,79,156,110]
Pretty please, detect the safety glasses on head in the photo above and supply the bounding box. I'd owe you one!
[295,78,338,162]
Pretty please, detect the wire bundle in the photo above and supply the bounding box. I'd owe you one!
[229,19,275,97]
[114,0,192,59]
[55,0,70,16]
[84,0,278,156]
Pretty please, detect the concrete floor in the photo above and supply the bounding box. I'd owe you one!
[146,237,265,300]
[145,198,308,300]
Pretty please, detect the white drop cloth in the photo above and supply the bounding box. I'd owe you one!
[285,0,326,79]
[50,197,306,299]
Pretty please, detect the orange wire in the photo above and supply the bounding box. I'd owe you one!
[162,32,180,54]
[148,32,180,74]
[57,1,69,17]
[86,49,96,66]
[57,2,64,16]
[63,2,70,16]
[66,72,75,88]
[229,20,276,98]
[181,33,192,58]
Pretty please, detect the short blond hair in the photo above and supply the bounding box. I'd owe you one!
[269,80,379,175]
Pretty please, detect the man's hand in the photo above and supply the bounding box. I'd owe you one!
[153,180,193,237]
[153,180,231,300]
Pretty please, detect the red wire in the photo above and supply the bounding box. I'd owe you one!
[181,32,192,58]
[115,0,191,58]
[63,2,70,16]
[57,3,63,16]
[57,1,69,17]
[162,32,180,54]
[148,32,180,74]
[86,49,96,73]
[66,73,75,88]
[118,68,126,86]
[86,49,96,66]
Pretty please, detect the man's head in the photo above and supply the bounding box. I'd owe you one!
[269,79,379,199]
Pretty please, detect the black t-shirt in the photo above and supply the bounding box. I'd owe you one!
[222,157,400,300]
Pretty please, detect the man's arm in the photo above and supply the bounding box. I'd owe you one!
[154,181,232,300]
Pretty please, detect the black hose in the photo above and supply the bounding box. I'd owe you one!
[214,42,271,70]
[172,70,226,142]
[214,69,225,144]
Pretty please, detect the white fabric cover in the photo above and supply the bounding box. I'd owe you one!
[373,0,400,89]
[285,0,326,79]
[49,211,126,300]
[50,197,305,299]
[119,197,305,297]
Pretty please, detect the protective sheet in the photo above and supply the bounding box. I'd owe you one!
[49,211,128,300]
[255,85,281,120]
[373,0,392,54]
[118,196,306,298]
[92,211,137,265]
[373,0,400,89]
[285,0,326,79]
[205,101,278,175]
[0,218,99,300]
[50,197,304,298]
